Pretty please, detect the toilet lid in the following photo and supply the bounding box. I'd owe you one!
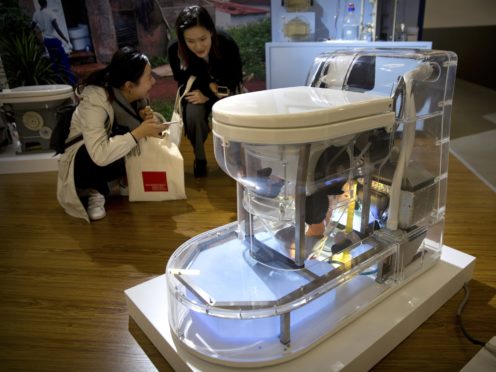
[0,84,73,104]
[212,86,394,144]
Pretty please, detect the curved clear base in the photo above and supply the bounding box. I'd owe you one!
[166,222,440,366]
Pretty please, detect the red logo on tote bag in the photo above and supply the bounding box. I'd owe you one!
[142,171,168,192]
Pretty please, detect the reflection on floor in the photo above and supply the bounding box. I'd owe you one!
[448,79,496,191]
[450,130,496,192]
[450,79,496,140]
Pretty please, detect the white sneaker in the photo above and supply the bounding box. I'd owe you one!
[119,183,128,196]
[87,190,106,220]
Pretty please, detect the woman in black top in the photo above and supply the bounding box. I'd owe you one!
[168,5,243,177]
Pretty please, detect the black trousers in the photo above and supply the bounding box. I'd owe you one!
[74,144,125,195]
[184,102,211,161]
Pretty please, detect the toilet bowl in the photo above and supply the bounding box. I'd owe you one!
[0,85,75,153]
[69,24,92,51]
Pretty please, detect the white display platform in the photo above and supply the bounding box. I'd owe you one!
[125,246,475,372]
[0,143,58,174]
[461,336,496,371]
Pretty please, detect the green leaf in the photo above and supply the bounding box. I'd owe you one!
[227,18,270,80]
[0,30,58,87]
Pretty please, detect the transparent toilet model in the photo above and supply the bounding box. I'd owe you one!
[166,49,457,367]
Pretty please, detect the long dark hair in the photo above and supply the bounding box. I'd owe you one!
[80,46,149,101]
[174,5,219,68]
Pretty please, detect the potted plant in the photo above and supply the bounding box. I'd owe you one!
[0,1,58,87]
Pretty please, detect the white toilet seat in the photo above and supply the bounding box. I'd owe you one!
[0,84,73,104]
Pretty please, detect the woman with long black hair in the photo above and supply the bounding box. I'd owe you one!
[57,47,167,222]
[168,5,243,177]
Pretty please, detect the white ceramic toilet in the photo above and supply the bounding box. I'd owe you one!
[0,84,74,153]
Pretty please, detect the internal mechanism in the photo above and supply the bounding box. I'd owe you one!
[237,123,435,278]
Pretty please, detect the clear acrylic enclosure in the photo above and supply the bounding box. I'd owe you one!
[166,49,457,366]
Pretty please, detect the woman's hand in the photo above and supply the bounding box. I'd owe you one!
[185,89,209,104]
[139,105,154,120]
[209,82,218,95]
[131,117,170,140]
[209,82,229,98]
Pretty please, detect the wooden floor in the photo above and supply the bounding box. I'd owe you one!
[0,135,494,371]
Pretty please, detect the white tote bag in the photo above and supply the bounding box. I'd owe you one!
[166,76,196,147]
[125,137,186,201]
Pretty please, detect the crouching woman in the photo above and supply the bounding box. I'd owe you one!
[57,47,166,222]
